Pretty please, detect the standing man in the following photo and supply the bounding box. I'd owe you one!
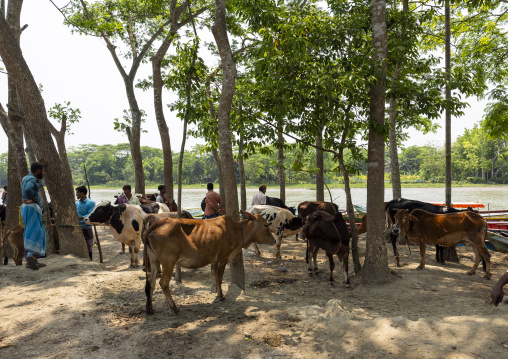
[21,162,46,270]
[204,183,222,219]
[75,186,96,261]
[252,185,267,206]
[116,184,140,254]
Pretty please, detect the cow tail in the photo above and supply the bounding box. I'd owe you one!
[143,220,160,312]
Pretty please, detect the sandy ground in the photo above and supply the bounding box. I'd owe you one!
[1,227,508,359]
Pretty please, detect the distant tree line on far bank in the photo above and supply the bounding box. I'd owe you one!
[0,124,504,187]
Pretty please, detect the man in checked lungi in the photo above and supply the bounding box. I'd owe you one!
[21,162,47,270]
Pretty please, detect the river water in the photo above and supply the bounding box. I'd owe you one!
[85,186,508,211]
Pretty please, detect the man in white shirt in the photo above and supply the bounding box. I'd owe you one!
[252,185,267,205]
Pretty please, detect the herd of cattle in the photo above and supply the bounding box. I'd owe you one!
[0,196,494,314]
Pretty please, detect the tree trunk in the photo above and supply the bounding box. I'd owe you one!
[125,79,145,195]
[443,0,459,262]
[338,120,361,273]
[0,13,88,258]
[277,131,285,203]
[212,0,243,290]
[357,0,391,283]
[211,148,225,207]
[389,68,401,200]
[316,124,324,201]
[239,133,247,212]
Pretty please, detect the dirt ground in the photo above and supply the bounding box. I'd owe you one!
[1,227,508,359]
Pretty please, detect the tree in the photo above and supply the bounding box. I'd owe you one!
[357,0,391,283]
[0,9,88,258]
[212,0,243,289]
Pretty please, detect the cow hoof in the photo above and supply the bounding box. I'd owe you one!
[146,308,154,315]
[467,271,475,276]
[171,307,180,314]
[416,266,424,270]
[329,282,335,287]
[484,275,491,280]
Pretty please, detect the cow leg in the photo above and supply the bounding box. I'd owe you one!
[342,253,350,285]
[275,235,282,259]
[133,241,140,268]
[159,263,178,313]
[327,252,335,285]
[417,242,426,270]
[295,233,299,241]
[213,262,227,301]
[435,245,445,265]
[479,245,492,279]
[252,243,261,256]
[312,247,319,274]
[390,233,400,267]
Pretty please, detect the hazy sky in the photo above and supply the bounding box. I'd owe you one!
[0,0,489,155]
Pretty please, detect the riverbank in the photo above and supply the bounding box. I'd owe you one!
[87,182,506,190]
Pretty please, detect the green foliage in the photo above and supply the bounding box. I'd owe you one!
[48,101,82,135]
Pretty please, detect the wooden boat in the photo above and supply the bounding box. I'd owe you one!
[430,202,485,209]
[487,231,508,254]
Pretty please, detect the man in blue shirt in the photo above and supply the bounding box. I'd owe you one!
[21,162,46,270]
[75,186,96,260]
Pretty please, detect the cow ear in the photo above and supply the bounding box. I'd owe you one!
[408,215,418,221]
[242,211,254,220]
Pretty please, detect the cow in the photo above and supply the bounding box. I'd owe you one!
[392,209,491,278]
[142,211,194,238]
[247,205,303,258]
[85,202,170,267]
[296,201,338,241]
[302,210,350,285]
[2,225,24,266]
[385,199,477,266]
[143,212,274,314]
[265,196,296,215]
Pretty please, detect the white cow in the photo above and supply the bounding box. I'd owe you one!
[247,205,303,258]
[85,202,170,267]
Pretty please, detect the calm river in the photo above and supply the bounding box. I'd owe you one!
[85,186,508,211]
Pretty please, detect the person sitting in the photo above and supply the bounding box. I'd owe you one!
[252,185,267,205]
[156,185,174,209]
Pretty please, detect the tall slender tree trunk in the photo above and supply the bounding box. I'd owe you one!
[0,13,88,258]
[239,134,247,211]
[212,0,243,290]
[277,131,285,203]
[338,119,361,273]
[443,0,459,263]
[389,68,401,200]
[357,0,391,283]
[316,124,324,201]
[211,148,225,206]
[125,79,145,195]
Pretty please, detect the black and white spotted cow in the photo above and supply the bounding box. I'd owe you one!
[85,202,170,267]
[247,205,303,258]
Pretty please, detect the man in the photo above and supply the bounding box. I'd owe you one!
[21,162,46,270]
[75,186,96,261]
[492,270,508,307]
[252,185,267,206]
[117,184,140,205]
[156,184,173,208]
[204,183,222,219]
[2,185,6,204]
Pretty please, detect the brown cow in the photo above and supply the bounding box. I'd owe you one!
[296,201,338,241]
[143,212,274,314]
[392,209,491,278]
[3,225,24,266]
[142,210,193,237]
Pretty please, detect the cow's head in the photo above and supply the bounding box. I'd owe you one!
[85,201,115,224]
[392,209,418,236]
[302,210,330,238]
[286,217,303,231]
[287,206,297,215]
[241,211,274,246]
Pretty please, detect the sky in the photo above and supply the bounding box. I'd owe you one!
[0,0,490,155]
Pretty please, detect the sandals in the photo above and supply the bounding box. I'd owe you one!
[26,256,39,270]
